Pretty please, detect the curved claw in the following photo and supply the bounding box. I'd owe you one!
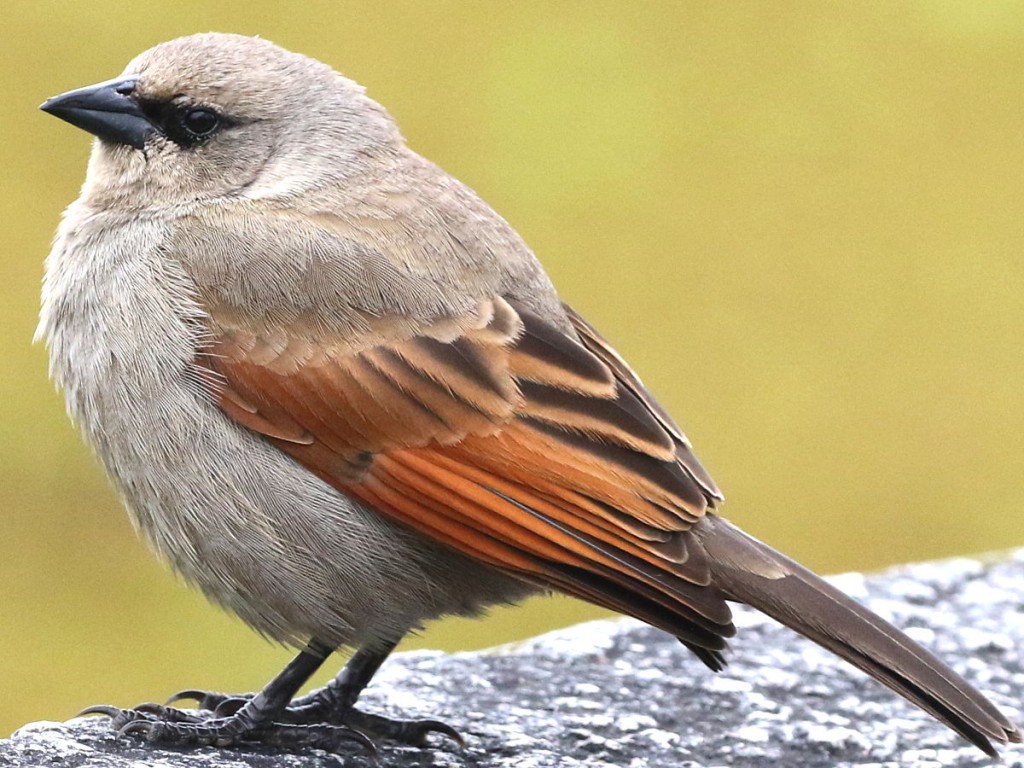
[212,697,249,717]
[165,689,208,705]
[117,719,154,739]
[333,726,378,757]
[77,704,125,719]
[165,688,248,712]
[417,720,465,747]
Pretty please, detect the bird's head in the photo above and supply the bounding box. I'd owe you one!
[41,32,403,209]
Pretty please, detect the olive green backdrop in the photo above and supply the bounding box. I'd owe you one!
[3,0,1022,738]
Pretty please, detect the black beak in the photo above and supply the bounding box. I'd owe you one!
[40,78,153,150]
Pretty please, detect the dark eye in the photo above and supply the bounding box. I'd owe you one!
[158,104,226,148]
[182,108,220,137]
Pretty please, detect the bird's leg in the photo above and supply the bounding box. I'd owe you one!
[82,640,375,755]
[282,639,396,717]
[295,640,463,746]
[171,638,462,747]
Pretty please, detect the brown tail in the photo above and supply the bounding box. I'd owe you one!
[695,514,1020,756]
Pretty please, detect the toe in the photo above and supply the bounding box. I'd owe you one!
[342,709,464,748]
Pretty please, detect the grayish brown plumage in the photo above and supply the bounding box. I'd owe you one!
[38,32,1019,757]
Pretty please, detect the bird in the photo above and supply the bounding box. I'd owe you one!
[38,32,1018,758]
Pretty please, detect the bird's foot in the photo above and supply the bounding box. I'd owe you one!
[79,703,376,755]
[167,689,463,747]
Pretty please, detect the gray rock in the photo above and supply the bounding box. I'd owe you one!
[5,551,1023,768]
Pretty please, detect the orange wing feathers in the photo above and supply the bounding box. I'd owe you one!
[199,297,734,654]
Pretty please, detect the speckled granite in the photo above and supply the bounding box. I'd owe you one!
[4,550,1023,768]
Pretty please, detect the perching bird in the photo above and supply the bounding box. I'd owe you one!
[38,32,1019,758]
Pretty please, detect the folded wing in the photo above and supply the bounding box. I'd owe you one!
[199,296,734,658]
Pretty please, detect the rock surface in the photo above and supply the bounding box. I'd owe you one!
[4,551,1024,768]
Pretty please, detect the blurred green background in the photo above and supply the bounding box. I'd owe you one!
[3,0,1023,739]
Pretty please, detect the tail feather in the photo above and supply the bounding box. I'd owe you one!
[695,515,1020,756]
